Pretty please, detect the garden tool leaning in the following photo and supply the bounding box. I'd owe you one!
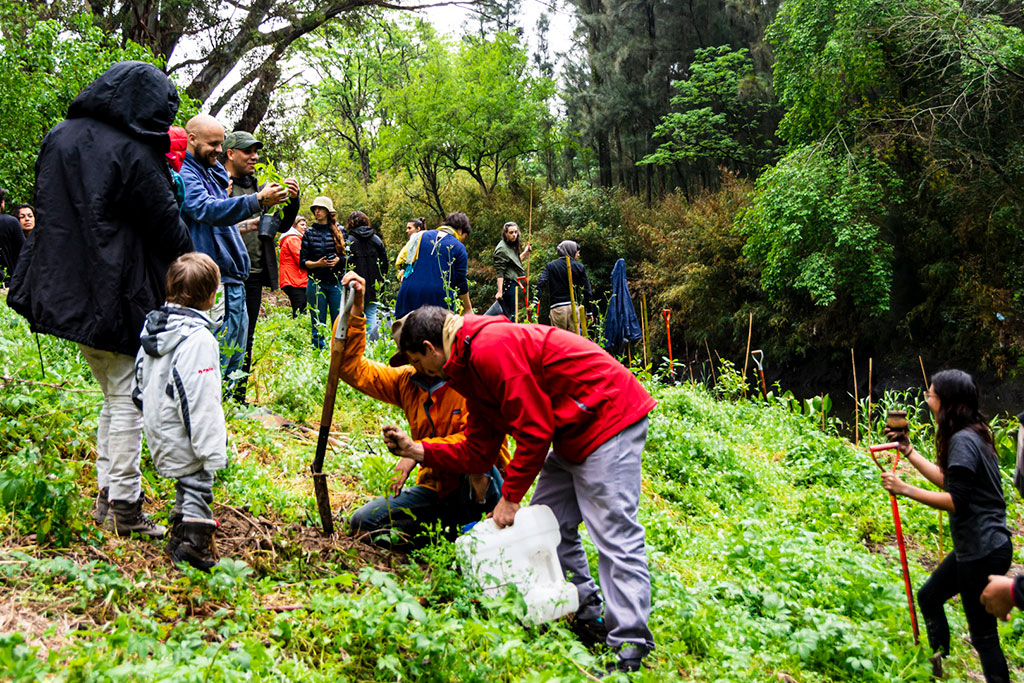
[868,441,921,644]
[751,349,767,398]
[311,282,357,536]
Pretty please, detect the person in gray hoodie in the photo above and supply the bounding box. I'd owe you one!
[133,253,229,571]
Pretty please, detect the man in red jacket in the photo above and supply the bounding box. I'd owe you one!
[382,306,656,672]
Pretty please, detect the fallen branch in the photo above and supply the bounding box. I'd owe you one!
[0,376,102,393]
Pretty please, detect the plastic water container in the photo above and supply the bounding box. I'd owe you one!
[456,504,579,624]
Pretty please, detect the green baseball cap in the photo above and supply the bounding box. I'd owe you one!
[223,130,263,151]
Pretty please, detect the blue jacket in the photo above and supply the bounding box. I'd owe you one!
[604,258,643,354]
[395,229,468,318]
[180,151,259,284]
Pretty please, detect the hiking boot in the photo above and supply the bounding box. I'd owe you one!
[164,510,184,557]
[91,487,110,525]
[169,519,220,572]
[103,498,166,538]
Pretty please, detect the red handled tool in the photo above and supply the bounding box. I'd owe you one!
[661,309,674,379]
[868,442,920,644]
[516,275,527,323]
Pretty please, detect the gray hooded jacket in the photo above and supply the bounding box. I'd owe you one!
[133,305,228,478]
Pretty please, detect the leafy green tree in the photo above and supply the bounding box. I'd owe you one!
[0,4,195,203]
[640,46,778,176]
[294,15,433,186]
[379,33,555,213]
[738,146,898,316]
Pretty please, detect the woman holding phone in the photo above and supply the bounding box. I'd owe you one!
[300,196,345,349]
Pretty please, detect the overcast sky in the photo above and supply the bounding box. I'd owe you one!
[426,0,576,64]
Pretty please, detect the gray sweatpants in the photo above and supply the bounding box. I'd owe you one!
[78,344,143,502]
[530,417,654,651]
[175,469,215,521]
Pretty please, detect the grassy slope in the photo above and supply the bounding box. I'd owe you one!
[1,294,1023,682]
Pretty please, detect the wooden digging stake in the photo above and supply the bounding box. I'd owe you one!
[566,255,581,335]
[868,357,873,437]
[704,337,717,386]
[852,348,860,447]
[525,183,533,319]
[919,355,944,558]
[641,289,649,368]
[742,312,753,398]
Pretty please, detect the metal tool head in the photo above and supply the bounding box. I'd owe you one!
[334,282,358,342]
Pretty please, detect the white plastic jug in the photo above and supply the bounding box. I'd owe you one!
[456,504,579,624]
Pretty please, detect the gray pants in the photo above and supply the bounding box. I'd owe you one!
[78,344,143,502]
[530,417,654,650]
[175,469,215,521]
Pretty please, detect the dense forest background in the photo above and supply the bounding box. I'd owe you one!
[4,0,1024,387]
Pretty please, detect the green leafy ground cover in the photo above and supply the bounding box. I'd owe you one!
[1,293,1023,681]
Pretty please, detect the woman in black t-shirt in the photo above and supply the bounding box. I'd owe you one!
[882,369,1011,682]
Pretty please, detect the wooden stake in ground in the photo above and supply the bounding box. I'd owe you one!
[868,357,873,438]
[919,356,945,558]
[640,289,649,368]
[851,348,860,446]
[565,255,581,335]
[525,183,533,319]
[742,312,753,397]
[704,338,717,386]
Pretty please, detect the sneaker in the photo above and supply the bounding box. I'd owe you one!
[91,487,110,525]
[169,519,220,572]
[929,652,944,678]
[104,498,166,538]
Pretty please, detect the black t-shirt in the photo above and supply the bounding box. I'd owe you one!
[946,428,1010,561]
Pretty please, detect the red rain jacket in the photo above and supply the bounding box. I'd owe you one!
[421,315,656,503]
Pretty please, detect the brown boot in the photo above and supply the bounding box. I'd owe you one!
[169,519,219,572]
[91,487,110,525]
[103,498,166,538]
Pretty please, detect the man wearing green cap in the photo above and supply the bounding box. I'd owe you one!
[223,130,300,403]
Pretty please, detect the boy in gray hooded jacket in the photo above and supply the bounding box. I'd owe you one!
[134,252,227,571]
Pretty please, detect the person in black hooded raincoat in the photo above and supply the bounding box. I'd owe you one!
[8,61,193,538]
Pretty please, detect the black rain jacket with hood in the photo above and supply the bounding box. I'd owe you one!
[345,223,388,303]
[8,61,193,356]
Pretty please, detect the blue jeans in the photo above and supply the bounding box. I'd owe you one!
[307,279,341,350]
[349,467,503,548]
[364,301,380,342]
[217,282,248,388]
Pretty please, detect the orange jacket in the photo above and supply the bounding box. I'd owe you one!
[333,315,509,497]
[278,230,308,289]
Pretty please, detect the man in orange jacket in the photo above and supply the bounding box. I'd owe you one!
[381,306,656,672]
[335,273,509,548]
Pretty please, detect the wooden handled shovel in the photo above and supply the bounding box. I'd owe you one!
[311,282,357,536]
